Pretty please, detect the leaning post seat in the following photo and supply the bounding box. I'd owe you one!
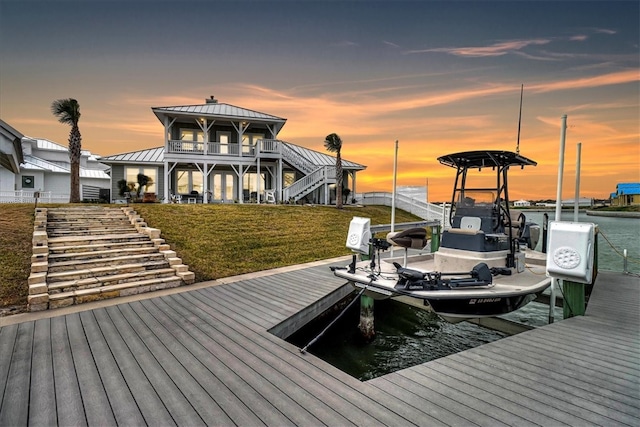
[386,227,428,267]
[386,227,428,249]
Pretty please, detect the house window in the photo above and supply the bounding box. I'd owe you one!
[215,131,232,154]
[176,170,203,194]
[180,129,204,142]
[284,172,296,187]
[243,173,266,200]
[22,175,35,189]
[125,167,157,194]
[242,133,264,154]
[212,172,235,201]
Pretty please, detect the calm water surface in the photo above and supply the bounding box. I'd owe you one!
[288,299,507,381]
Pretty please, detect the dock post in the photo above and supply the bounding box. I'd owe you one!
[358,294,375,341]
[563,280,586,318]
[431,225,440,252]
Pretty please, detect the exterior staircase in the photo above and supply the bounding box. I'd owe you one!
[27,206,195,312]
[282,166,336,203]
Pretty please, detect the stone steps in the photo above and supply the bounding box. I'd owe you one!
[47,227,139,237]
[49,240,156,255]
[27,206,196,312]
[48,252,168,273]
[48,267,179,292]
[48,275,185,309]
[47,233,151,247]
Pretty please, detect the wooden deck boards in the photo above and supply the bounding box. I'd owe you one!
[1,263,638,426]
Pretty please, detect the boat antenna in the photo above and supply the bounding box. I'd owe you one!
[516,84,524,154]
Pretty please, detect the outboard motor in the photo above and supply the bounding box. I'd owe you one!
[521,223,540,250]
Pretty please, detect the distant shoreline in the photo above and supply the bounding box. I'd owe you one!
[585,210,640,219]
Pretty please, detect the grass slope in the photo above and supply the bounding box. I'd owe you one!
[0,203,422,311]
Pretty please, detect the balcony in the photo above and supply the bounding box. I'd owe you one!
[167,140,281,157]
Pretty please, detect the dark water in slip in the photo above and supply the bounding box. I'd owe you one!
[288,299,507,381]
[287,213,637,381]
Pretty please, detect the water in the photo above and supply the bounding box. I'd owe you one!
[288,299,507,381]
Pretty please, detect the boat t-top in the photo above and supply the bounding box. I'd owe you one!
[333,150,551,323]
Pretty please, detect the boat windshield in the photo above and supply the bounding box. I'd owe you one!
[456,190,496,207]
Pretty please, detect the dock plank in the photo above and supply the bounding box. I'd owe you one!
[28,319,57,426]
[78,310,147,426]
[0,322,33,426]
[65,313,117,426]
[126,301,265,427]
[86,309,174,426]
[139,297,295,426]
[442,350,639,425]
[99,307,206,426]
[50,316,87,426]
[0,324,18,408]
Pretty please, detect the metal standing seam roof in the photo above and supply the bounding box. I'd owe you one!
[99,147,165,163]
[152,103,287,123]
[99,143,366,170]
[282,142,366,170]
[616,182,640,195]
[21,155,110,179]
[25,137,97,158]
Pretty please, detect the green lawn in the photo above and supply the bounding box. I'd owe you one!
[0,203,423,311]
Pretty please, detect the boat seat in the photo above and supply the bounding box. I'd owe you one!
[460,216,482,231]
[505,211,526,239]
[386,227,428,249]
[446,216,484,236]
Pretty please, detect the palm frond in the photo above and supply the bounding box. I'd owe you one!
[51,98,81,126]
[324,133,342,153]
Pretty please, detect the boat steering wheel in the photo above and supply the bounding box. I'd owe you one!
[493,203,510,232]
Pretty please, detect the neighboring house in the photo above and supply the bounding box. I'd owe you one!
[100,97,367,204]
[1,118,110,203]
[611,182,640,207]
[513,199,531,207]
[0,119,25,196]
[19,137,111,202]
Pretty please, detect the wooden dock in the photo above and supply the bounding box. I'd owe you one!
[1,260,638,426]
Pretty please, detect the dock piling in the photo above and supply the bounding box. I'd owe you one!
[358,294,375,341]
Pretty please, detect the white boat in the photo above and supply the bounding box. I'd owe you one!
[333,150,551,323]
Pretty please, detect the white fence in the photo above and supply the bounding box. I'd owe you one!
[355,192,451,228]
[0,185,105,204]
[0,190,69,204]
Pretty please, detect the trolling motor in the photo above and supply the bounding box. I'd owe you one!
[393,262,510,291]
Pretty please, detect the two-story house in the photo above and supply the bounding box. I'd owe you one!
[100,97,366,204]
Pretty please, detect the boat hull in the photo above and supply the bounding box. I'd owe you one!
[335,253,550,322]
[425,293,538,323]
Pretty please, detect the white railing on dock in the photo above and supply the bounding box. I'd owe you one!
[355,192,450,227]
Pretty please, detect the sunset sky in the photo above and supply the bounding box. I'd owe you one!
[1,0,638,201]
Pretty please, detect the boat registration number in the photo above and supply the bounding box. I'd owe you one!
[469,298,501,304]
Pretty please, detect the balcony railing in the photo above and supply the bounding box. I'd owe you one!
[167,140,262,157]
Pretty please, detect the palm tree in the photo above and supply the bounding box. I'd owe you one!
[324,133,343,209]
[51,98,82,203]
